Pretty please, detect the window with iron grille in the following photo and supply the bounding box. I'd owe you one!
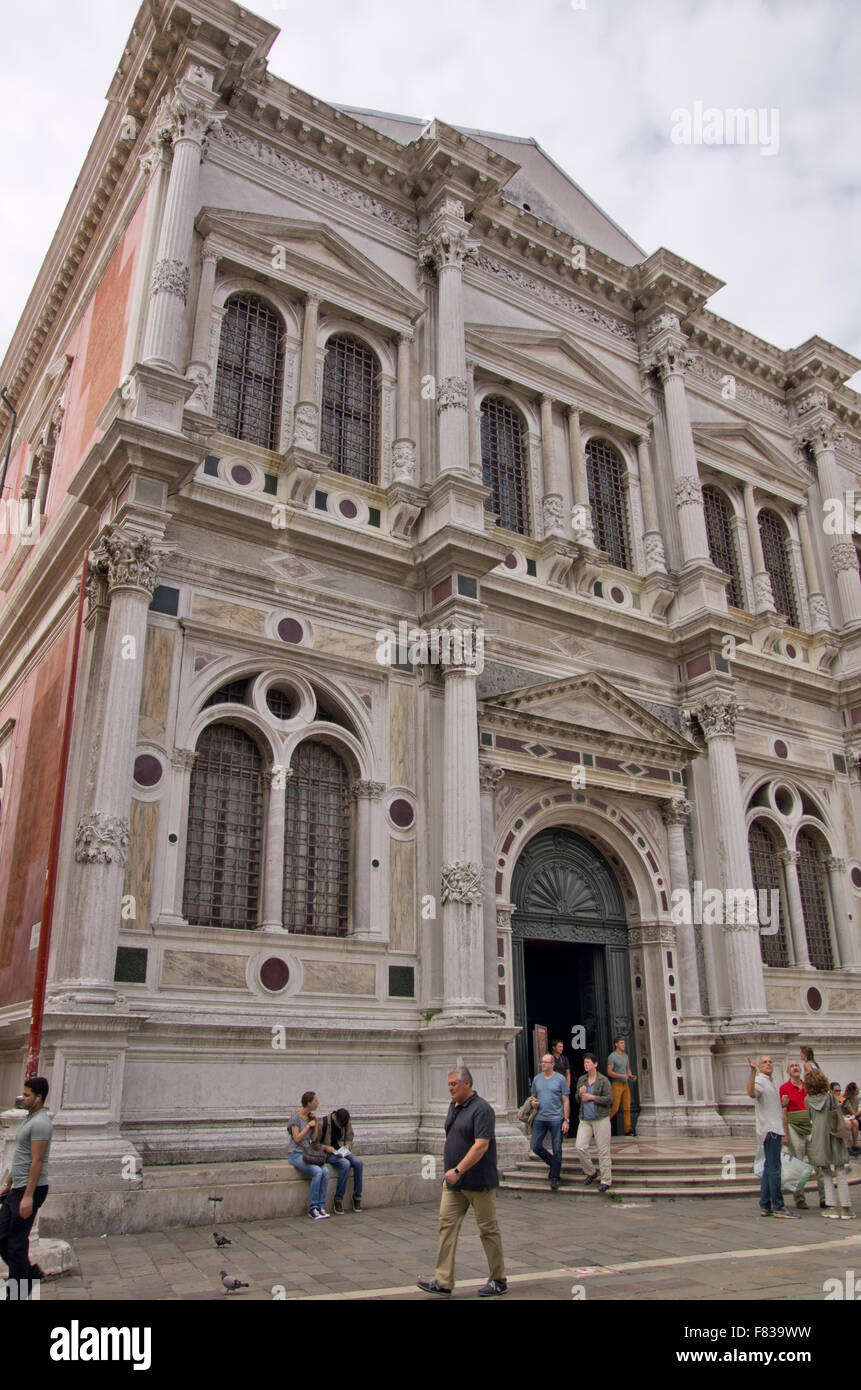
[758,508,799,626]
[703,485,745,608]
[748,820,789,967]
[320,335,380,483]
[203,678,251,708]
[796,830,834,969]
[282,740,350,936]
[480,396,530,536]
[585,438,631,570]
[183,723,264,930]
[213,296,284,450]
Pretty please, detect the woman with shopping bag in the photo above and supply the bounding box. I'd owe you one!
[804,1069,856,1220]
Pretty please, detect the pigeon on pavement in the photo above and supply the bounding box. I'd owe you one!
[220,1271,249,1293]
[213,1232,232,1247]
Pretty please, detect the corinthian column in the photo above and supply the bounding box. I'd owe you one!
[185,240,219,411]
[293,292,321,449]
[742,482,776,614]
[694,691,768,1022]
[798,403,861,627]
[63,528,165,996]
[261,767,292,930]
[777,850,812,969]
[540,395,564,537]
[824,856,860,970]
[567,406,594,545]
[637,432,667,574]
[439,640,487,1014]
[661,797,702,1017]
[392,331,417,481]
[142,68,224,371]
[351,780,386,939]
[642,316,710,566]
[796,500,831,632]
[420,198,476,476]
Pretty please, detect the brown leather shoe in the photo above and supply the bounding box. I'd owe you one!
[794,1195,808,1210]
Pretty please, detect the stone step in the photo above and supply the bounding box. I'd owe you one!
[500,1180,772,1199]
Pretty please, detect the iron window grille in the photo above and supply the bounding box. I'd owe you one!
[282,740,350,936]
[748,820,790,967]
[796,830,834,970]
[183,723,264,930]
[758,508,799,626]
[480,396,530,536]
[703,485,745,609]
[213,295,284,451]
[585,438,631,570]
[320,335,380,483]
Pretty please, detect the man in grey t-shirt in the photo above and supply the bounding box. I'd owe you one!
[530,1053,570,1190]
[607,1036,637,1137]
[0,1076,53,1299]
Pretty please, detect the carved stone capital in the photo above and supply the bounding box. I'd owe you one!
[496,906,514,931]
[441,861,484,905]
[419,219,476,273]
[661,797,692,827]
[674,475,703,507]
[91,526,163,597]
[19,474,37,501]
[798,412,843,457]
[478,763,504,793]
[74,813,130,866]
[171,748,198,772]
[150,258,190,305]
[350,779,386,801]
[694,691,740,740]
[156,86,225,148]
[777,849,799,867]
[824,856,846,873]
[264,765,294,789]
[436,376,469,412]
[643,340,696,381]
[628,923,676,946]
[831,541,859,575]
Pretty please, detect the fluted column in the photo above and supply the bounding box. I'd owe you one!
[158,748,197,924]
[65,528,165,995]
[293,292,321,449]
[825,856,861,970]
[798,404,861,626]
[778,850,812,969]
[642,317,710,565]
[392,330,416,480]
[439,642,486,1012]
[141,70,224,371]
[539,395,564,537]
[420,198,475,476]
[741,482,776,613]
[796,500,831,632]
[637,432,667,574]
[351,780,385,938]
[185,241,219,411]
[661,797,702,1017]
[694,692,768,1021]
[567,406,594,544]
[261,767,292,929]
[479,763,504,1007]
[34,444,52,515]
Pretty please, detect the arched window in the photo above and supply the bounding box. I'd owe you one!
[320,335,380,483]
[213,295,284,450]
[480,396,530,536]
[797,829,834,969]
[585,438,631,570]
[758,509,799,626]
[283,740,350,936]
[183,724,264,929]
[748,820,789,967]
[703,485,744,608]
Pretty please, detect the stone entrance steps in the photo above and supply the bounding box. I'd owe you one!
[501,1140,861,1200]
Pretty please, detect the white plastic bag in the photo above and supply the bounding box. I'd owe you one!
[780,1150,814,1192]
[753,1143,764,1177]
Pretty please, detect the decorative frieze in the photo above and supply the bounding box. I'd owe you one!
[687,357,791,420]
[472,252,637,343]
[441,861,484,905]
[628,924,677,946]
[74,813,130,866]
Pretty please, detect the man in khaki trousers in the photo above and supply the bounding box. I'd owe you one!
[417,1067,507,1298]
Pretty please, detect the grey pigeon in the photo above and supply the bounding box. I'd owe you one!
[220,1270,249,1293]
[213,1232,232,1247]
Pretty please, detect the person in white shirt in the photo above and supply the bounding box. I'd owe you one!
[746,1055,792,1219]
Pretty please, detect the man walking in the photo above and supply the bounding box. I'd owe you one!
[747,1055,792,1219]
[780,1060,825,1210]
[551,1040,571,1089]
[607,1035,637,1137]
[574,1053,613,1192]
[418,1067,507,1298]
[530,1052,570,1190]
[0,1076,52,1299]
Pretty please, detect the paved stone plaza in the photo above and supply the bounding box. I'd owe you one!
[35,1190,861,1302]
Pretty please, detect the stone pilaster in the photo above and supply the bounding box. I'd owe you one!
[642,316,710,567]
[797,401,861,628]
[351,780,386,939]
[294,292,321,449]
[660,797,702,1018]
[777,850,812,969]
[261,767,293,930]
[824,856,861,970]
[566,406,594,545]
[185,240,219,411]
[636,432,667,574]
[796,499,831,632]
[539,395,564,538]
[479,763,505,1008]
[742,482,776,614]
[694,691,768,1023]
[392,330,416,481]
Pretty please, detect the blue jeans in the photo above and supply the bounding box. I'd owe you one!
[288,1150,329,1210]
[327,1153,363,1201]
[532,1117,564,1184]
[760,1131,785,1212]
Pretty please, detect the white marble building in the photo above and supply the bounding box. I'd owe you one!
[2,0,861,1222]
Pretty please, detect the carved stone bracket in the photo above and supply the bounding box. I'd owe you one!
[825,856,846,873]
[386,482,425,541]
[441,861,484,904]
[74,812,130,866]
[264,766,294,789]
[539,536,580,589]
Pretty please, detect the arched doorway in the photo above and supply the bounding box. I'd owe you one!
[511,828,635,1109]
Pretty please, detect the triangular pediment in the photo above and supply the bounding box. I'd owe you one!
[466,325,650,428]
[694,421,810,490]
[482,672,696,753]
[196,208,425,320]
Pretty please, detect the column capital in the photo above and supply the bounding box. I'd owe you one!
[661,797,692,827]
[565,403,581,422]
[350,779,386,801]
[437,376,469,412]
[398,328,414,347]
[778,849,799,867]
[419,216,478,273]
[441,861,484,904]
[264,766,294,789]
[171,748,198,772]
[694,691,741,740]
[150,259,190,305]
[674,475,703,507]
[91,526,165,597]
[74,812,130,866]
[831,541,858,574]
[794,405,843,457]
[200,240,219,268]
[824,855,846,873]
[478,762,505,793]
[155,83,225,149]
[304,290,321,312]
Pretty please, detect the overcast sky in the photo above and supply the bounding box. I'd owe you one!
[3,0,859,388]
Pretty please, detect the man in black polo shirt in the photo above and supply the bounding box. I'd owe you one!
[417,1066,507,1298]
